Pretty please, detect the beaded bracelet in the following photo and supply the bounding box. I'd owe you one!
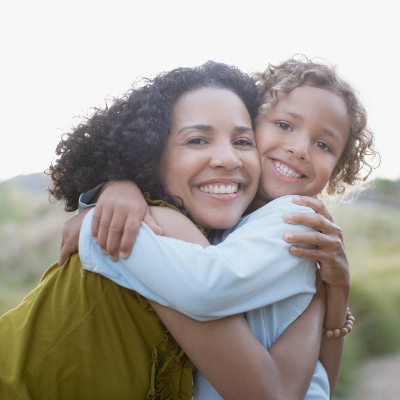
[323,307,354,339]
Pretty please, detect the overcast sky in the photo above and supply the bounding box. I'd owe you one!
[1,0,399,182]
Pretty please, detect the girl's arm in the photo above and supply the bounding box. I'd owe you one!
[79,197,317,320]
[282,196,350,397]
[59,181,161,266]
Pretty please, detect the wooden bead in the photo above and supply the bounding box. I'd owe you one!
[340,327,349,335]
[323,307,354,338]
[333,329,341,338]
[345,324,353,332]
[325,330,334,339]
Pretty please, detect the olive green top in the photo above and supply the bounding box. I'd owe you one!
[0,254,194,399]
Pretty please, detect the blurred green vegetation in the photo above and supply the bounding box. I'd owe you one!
[330,197,400,399]
[1,174,399,397]
[0,175,69,315]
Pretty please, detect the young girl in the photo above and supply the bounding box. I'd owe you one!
[1,61,333,400]
[76,58,378,399]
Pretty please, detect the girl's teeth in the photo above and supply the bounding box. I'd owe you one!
[199,184,239,194]
[274,161,302,178]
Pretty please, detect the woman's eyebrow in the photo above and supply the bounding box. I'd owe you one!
[177,124,213,134]
[235,126,254,133]
[177,124,253,135]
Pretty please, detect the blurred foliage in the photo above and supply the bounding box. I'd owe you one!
[0,174,70,315]
[330,196,400,399]
[1,174,399,397]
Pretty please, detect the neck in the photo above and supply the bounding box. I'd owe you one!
[244,194,269,215]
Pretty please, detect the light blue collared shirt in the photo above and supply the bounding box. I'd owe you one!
[79,195,329,399]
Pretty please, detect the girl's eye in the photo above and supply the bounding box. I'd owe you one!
[276,121,292,131]
[315,141,331,152]
[186,137,208,145]
[234,139,255,147]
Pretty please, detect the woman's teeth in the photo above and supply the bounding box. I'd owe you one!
[273,161,303,178]
[199,183,239,194]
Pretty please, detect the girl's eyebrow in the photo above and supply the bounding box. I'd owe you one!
[274,109,302,119]
[177,124,254,135]
[322,128,341,144]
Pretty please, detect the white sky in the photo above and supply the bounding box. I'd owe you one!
[1,0,399,182]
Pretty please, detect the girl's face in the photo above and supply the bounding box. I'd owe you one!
[159,87,260,231]
[255,85,350,202]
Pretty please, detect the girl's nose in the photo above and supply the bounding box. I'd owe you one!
[285,139,310,161]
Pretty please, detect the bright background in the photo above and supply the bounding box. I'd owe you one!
[1,0,399,182]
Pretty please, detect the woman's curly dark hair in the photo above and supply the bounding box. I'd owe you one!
[252,56,380,195]
[47,61,259,211]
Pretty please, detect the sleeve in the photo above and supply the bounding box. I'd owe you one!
[304,361,330,400]
[79,196,317,321]
[77,183,104,213]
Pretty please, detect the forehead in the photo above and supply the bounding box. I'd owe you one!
[172,87,251,125]
[274,85,348,113]
[270,85,350,138]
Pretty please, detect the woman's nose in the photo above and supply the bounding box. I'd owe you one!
[209,145,243,170]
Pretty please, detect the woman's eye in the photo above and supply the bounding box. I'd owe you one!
[234,139,255,147]
[186,137,208,145]
[315,141,331,152]
[276,122,291,131]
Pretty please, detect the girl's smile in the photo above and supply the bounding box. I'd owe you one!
[255,85,351,203]
[159,87,260,231]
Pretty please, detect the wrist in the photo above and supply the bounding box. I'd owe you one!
[323,307,354,338]
[326,278,350,299]
[324,283,350,331]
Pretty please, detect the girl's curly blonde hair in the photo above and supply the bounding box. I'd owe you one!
[252,56,380,195]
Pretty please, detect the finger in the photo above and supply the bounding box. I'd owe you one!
[284,230,327,247]
[119,217,142,259]
[288,245,322,261]
[292,196,334,223]
[143,209,163,236]
[288,244,344,270]
[59,243,77,266]
[91,204,103,242]
[106,214,128,260]
[283,212,333,234]
[96,208,115,254]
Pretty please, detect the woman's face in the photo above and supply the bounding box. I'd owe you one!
[159,87,260,231]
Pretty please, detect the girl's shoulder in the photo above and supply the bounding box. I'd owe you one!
[244,195,315,224]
